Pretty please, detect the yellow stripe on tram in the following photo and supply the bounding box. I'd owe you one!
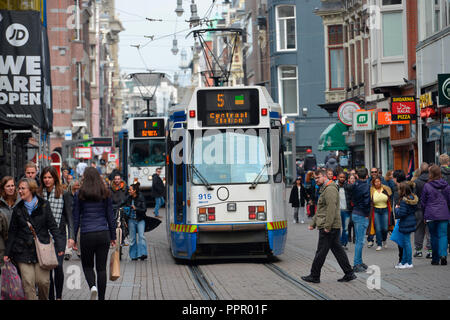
[170,223,198,233]
[267,221,287,231]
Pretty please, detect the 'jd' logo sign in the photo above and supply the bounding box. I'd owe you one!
[5,23,29,47]
[357,114,368,124]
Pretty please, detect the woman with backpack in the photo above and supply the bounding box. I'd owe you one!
[394,182,418,269]
[289,177,307,224]
[421,165,450,266]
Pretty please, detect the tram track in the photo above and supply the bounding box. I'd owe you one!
[189,265,220,300]
[264,263,332,300]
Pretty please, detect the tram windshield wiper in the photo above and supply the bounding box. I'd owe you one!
[249,160,271,190]
[191,164,214,191]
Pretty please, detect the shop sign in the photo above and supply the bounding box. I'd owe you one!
[377,112,416,125]
[420,92,433,109]
[391,96,416,121]
[353,111,373,131]
[338,101,361,126]
[74,147,92,159]
[438,74,450,105]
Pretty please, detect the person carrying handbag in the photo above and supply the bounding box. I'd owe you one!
[72,167,116,300]
[3,178,65,300]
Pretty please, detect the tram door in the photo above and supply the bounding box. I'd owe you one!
[170,130,187,225]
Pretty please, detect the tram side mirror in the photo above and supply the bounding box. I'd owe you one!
[271,120,282,129]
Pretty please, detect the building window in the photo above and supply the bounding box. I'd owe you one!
[329,49,344,89]
[434,0,441,32]
[276,5,296,51]
[382,0,402,5]
[278,66,298,115]
[382,12,403,57]
[327,25,344,90]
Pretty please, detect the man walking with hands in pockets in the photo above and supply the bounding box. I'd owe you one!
[301,169,356,284]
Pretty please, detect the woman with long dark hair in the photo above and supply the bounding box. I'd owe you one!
[38,166,74,300]
[0,176,20,225]
[73,167,116,300]
[289,177,307,224]
[123,182,148,260]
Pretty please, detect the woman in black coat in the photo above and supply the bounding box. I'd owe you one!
[122,182,148,261]
[4,178,65,300]
[289,177,307,224]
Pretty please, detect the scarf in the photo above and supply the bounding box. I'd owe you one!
[24,196,38,216]
[45,188,64,226]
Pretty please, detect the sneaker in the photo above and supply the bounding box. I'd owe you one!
[367,241,374,248]
[441,257,447,265]
[140,255,148,261]
[400,263,413,269]
[342,244,348,251]
[426,250,432,259]
[413,251,423,258]
[293,219,298,224]
[300,220,305,224]
[431,260,440,265]
[361,263,368,270]
[337,273,357,282]
[376,246,382,251]
[383,241,388,248]
[395,263,404,269]
[301,275,320,283]
[90,286,98,300]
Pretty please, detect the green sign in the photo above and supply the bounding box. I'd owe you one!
[353,111,373,131]
[438,74,450,105]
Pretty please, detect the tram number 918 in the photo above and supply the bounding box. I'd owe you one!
[198,194,212,201]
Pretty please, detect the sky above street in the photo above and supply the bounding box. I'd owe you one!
[116,0,221,84]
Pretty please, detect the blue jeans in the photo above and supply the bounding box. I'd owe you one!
[428,220,449,262]
[154,196,164,216]
[340,210,351,246]
[399,232,412,265]
[352,214,369,266]
[374,208,389,246]
[128,219,148,259]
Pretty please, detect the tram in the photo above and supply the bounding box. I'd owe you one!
[119,117,166,204]
[166,86,287,260]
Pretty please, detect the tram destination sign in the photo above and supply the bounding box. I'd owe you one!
[133,118,165,138]
[197,89,260,126]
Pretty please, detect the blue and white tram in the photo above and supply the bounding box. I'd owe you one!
[119,117,166,203]
[166,87,287,260]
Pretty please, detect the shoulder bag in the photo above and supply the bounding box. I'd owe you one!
[26,221,59,270]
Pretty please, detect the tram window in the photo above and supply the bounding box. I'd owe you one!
[129,139,165,166]
[192,130,270,185]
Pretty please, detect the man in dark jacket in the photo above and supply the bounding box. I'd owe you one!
[110,173,128,211]
[301,169,356,283]
[152,168,165,218]
[349,168,370,272]
[413,163,431,258]
[303,149,317,172]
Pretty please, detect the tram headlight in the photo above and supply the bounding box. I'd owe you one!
[198,214,207,223]
[257,212,266,221]
[148,175,152,181]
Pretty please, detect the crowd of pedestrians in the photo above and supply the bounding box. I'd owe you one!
[0,160,165,300]
[292,153,450,282]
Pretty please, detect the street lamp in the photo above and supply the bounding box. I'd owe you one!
[188,0,200,26]
[171,37,179,55]
[175,0,184,17]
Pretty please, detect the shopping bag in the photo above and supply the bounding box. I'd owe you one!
[144,215,161,232]
[1,261,26,300]
[109,250,120,281]
[389,222,402,247]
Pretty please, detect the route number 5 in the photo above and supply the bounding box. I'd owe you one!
[217,94,224,108]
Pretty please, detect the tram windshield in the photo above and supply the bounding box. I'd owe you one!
[192,130,270,185]
[130,139,165,166]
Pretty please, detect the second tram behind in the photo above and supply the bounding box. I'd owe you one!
[119,117,166,203]
[166,86,287,260]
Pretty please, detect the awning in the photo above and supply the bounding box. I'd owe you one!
[318,122,349,151]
